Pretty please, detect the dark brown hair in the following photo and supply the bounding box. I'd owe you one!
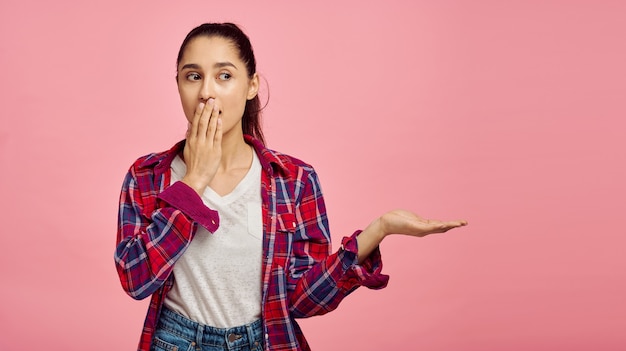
[176,23,265,145]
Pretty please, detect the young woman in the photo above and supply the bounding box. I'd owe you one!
[115,22,467,351]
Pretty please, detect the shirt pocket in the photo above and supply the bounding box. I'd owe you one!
[276,212,296,233]
[247,203,263,240]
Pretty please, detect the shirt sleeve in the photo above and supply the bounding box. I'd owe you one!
[114,164,220,300]
[286,169,389,318]
[337,230,389,289]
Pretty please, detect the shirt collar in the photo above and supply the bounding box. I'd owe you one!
[137,140,185,177]
[245,135,291,178]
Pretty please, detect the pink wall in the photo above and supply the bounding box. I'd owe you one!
[1,1,624,350]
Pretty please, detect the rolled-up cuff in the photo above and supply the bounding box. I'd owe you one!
[157,181,220,233]
[338,230,389,290]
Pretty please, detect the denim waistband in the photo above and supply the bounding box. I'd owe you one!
[157,306,263,350]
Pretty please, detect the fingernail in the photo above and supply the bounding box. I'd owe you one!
[208,98,215,104]
[198,102,205,110]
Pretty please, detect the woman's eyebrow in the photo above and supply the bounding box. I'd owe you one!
[179,62,238,71]
[180,63,201,71]
[214,61,238,70]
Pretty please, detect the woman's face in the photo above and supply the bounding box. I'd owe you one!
[177,36,258,137]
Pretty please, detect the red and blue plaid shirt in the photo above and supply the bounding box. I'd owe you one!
[115,135,389,351]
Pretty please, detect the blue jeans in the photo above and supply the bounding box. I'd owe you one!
[151,307,264,351]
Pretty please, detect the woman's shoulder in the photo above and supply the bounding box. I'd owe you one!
[127,140,185,174]
[256,145,320,182]
[247,135,316,176]
[267,148,312,169]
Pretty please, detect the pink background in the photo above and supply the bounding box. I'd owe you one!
[1,1,625,350]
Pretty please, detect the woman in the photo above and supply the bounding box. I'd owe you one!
[115,22,467,351]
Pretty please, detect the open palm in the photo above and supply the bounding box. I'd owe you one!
[379,209,467,238]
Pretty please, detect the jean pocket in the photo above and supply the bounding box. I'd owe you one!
[151,330,195,351]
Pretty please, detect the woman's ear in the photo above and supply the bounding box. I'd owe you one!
[247,73,260,100]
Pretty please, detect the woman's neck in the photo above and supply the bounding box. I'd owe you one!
[218,130,252,172]
[206,130,254,197]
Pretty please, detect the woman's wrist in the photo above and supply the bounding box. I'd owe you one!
[356,217,388,263]
[180,176,207,195]
[370,217,389,241]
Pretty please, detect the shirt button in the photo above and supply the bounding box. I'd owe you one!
[292,222,296,228]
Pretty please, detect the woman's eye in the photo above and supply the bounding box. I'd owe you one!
[218,72,231,81]
[186,73,201,81]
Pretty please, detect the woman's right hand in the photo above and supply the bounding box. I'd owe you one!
[181,98,223,195]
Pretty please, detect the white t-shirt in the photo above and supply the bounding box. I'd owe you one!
[164,151,263,328]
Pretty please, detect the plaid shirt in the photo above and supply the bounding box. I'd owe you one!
[115,136,389,351]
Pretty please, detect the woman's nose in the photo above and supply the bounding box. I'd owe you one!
[199,80,215,101]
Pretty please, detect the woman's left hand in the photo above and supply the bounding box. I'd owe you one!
[379,209,467,238]
[356,210,468,263]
